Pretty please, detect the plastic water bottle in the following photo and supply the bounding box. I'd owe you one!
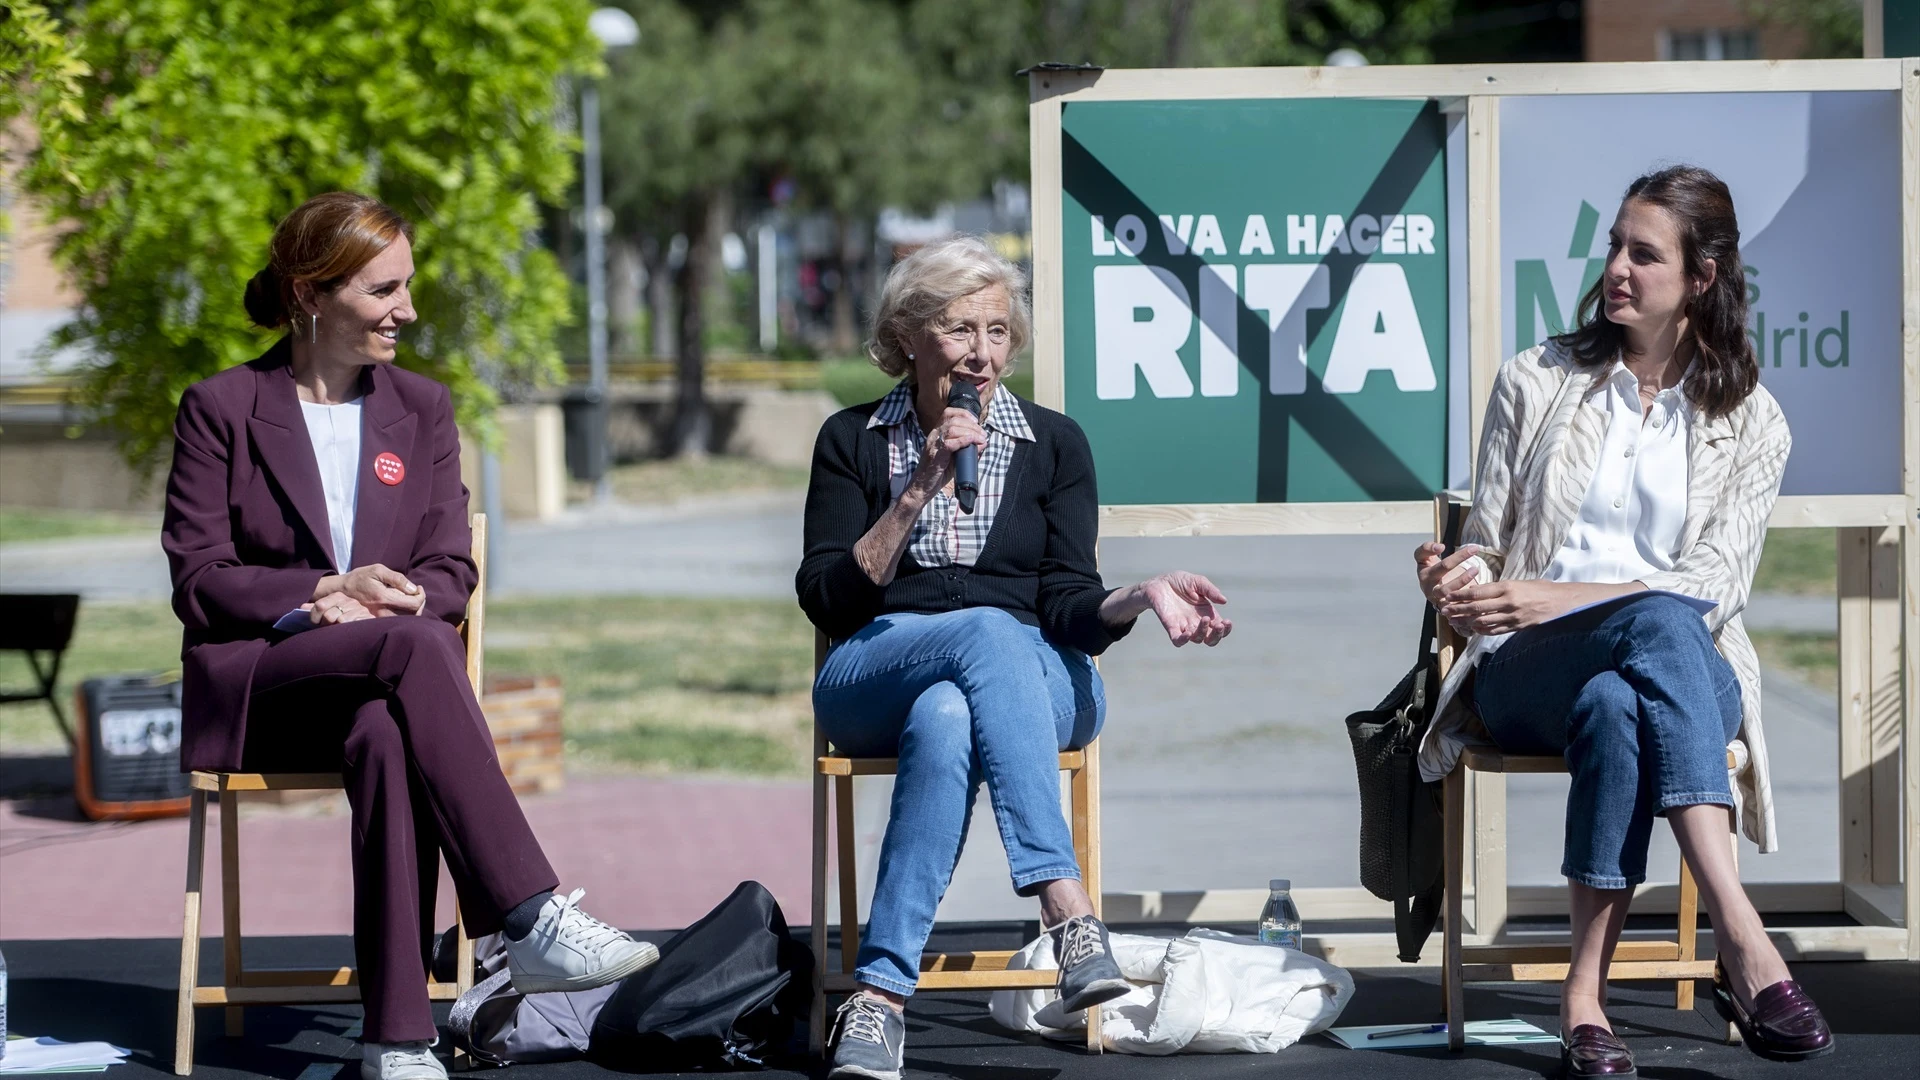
[1257,879,1303,950]
[1,943,9,1059]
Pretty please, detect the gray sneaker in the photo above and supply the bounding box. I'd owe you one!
[1052,914,1131,1014]
[828,994,905,1080]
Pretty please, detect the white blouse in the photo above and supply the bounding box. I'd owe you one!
[1544,363,1692,586]
[1477,363,1691,654]
[299,398,363,572]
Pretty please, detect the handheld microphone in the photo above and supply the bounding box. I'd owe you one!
[947,381,981,514]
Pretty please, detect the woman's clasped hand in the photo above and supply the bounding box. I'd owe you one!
[305,564,427,625]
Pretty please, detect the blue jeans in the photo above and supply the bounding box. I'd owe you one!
[1472,593,1742,890]
[813,607,1106,996]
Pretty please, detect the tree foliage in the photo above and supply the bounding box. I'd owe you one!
[23,0,599,468]
[1742,0,1865,59]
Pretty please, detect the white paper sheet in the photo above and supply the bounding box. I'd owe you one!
[0,1037,130,1074]
[1323,1018,1558,1049]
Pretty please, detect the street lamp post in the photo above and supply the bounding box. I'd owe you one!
[584,7,639,504]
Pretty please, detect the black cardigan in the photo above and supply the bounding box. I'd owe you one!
[795,393,1134,656]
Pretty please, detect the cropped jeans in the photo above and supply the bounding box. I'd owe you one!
[813,607,1106,996]
[1472,592,1742,890]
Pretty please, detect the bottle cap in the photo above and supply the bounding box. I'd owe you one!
[1269,878,1290,892]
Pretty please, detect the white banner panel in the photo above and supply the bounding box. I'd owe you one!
[1500,92,1901,498]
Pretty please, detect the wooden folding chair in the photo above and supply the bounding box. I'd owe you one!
[1430,494,1736,1051]
[807,632,1106,1056]
[174,515,491,1074]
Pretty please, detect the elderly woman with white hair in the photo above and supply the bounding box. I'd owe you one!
[797,235,1233,1079]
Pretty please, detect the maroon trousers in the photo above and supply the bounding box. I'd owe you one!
[241,617,557,1043]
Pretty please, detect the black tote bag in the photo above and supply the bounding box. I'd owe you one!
[1345,501,1462,962]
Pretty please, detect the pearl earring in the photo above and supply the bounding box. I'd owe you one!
[908,352,915,359]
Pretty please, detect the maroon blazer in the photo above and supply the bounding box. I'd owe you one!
[162,338,477,771]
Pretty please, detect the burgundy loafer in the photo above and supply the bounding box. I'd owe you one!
[1560,1024,1636,1078]
[1713,962,1834,1062]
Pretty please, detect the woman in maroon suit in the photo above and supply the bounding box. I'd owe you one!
[163,192,653,1080]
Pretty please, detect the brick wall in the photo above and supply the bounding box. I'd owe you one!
[1585,0,1807,61]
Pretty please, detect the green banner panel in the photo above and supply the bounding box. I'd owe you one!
[1061,98,1450,504]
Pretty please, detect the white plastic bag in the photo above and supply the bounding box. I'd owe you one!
[988,928,1353,1054]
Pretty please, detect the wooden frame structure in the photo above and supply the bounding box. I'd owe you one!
[173,514,490,1075]
[1027,58,1920,962]
[808,633,1106,1054]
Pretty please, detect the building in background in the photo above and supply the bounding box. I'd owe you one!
[1,192,86,385]
[1585,0,1808,61]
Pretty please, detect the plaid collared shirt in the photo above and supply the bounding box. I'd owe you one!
[868,381,1035,568]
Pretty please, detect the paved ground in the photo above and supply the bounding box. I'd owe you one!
[0,771,809,940]
[7,931,1916,1080]
[1,496,1848,933]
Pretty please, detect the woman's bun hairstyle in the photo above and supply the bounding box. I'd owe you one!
[244,192,414,332]
[243,265,290,329]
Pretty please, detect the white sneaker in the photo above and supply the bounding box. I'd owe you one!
[360,1040,446,1080]
[504,887,659,993]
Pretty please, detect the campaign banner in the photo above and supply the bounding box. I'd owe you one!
[1501,91,1902,497]
[1061,99,1451,505]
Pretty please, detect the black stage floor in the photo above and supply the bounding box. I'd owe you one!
[7,925,1916,1079]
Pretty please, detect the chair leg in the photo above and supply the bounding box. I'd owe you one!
[835,775,859,976]
[1471,771,1508,941]
[175,790,208,1075]
[218,788,244,1037]
[1071,743,1104,1054]
[809,752,830,1057]
[1725,808,1742,1045]
[1443,768,1466,1052]
[451,900,474,1071]
[1676,851,1699,1010]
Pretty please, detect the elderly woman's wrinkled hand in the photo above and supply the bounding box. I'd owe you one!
[1142,571,1232,647]
[910,407,989,501]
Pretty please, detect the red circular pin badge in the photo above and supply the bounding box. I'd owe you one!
[373,452,406,486]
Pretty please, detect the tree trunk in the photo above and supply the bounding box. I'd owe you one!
[608,237,643,359]
[642,234,676,360]
[671,196,719,457]
[830,213,859,356]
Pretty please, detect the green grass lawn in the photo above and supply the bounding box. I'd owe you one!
[571,455,808,506]
[1749,629,1837,694]
[0,602,184,752]
[483,595,814,776]
[0,507,160,544]
[1752,528,1835,596]
[0,596,816,776]
[821,358,1034,408]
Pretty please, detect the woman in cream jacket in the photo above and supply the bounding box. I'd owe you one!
[1413,166,1830,1076]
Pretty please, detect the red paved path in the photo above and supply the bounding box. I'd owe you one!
[0,774,811,939]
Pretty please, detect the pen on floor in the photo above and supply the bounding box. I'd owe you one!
[1368,1023,1447,1040]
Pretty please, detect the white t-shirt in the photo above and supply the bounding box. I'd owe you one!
[298,398,363,572]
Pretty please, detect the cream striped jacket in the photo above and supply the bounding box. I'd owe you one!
[1418,341,1792,853]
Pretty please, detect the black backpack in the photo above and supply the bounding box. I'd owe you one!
[444,881,812,1070]
[589,880,814,1070]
